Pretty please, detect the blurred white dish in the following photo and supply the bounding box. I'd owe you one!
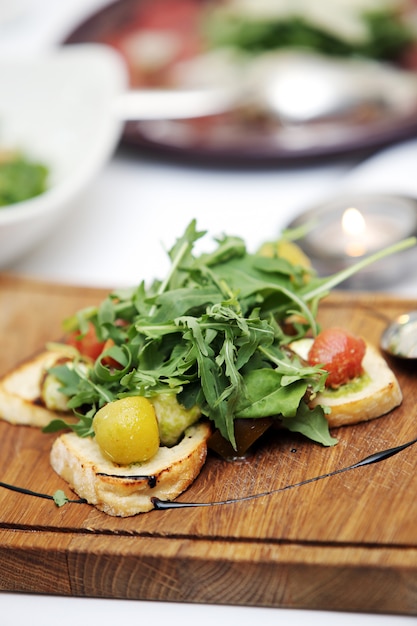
[0,43,127,267]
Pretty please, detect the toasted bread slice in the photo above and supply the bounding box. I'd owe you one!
[50,422,211,516]
[0,351,66,427]
[0,350,211,516]
[289,338,402,428]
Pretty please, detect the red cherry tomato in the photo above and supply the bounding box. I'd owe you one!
[66,322,105,361]
[100,338,124,369]
[308,327,366,388]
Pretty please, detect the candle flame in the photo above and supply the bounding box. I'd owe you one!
[342,207,366,235]
[341,207,367,257]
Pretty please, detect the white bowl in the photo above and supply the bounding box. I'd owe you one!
[0,44,127,267]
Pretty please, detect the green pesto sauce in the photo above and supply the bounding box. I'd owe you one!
[0,155,49,207]
[322,372,371,398]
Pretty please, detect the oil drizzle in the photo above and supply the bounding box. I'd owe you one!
[0,437,416,510]
[0,480,86,504]
[152,436,417,510]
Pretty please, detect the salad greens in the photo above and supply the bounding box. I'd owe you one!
[0,152,48,207]
[44,220,416,451]
[203,7,414,60]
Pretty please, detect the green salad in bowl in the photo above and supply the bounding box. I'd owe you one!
[0,151,49,207]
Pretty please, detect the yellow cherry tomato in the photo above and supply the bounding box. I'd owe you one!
[258,239,311,269]
[93,396,160,465]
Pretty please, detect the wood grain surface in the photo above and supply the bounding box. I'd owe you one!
[0,273,416,614]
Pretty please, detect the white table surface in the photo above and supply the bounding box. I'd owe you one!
[0,1,416,624]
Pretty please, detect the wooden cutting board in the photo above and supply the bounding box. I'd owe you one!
[0,273,416,615]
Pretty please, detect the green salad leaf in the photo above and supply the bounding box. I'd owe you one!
[43,220,416,451]
[52,489,69,507]
[203,6,414,59]
[0,153,48,206]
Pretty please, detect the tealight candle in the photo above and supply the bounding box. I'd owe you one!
[286,193,417,288]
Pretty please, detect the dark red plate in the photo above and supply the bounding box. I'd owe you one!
[63,0,417,164]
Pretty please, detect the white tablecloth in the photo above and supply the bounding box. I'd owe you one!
[0,2,416,624]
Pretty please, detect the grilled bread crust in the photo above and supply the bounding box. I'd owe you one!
[50,422,211,517]
[0,351,65,427]
[0,350,211,516]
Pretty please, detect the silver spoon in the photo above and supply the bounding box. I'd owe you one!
[380,311,417,359]
[113,52,417,122]
[245,51,417,124]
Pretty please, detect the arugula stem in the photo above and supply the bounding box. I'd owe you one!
[148,240,191,317]
[136,319,274,337]
[74,363,114,403]
[303,237,416,302]
[259,345,312,374]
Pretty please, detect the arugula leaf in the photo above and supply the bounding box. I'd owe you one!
[159,219,205,294]
[53,490,69,507]
[236,369,308,418]
[43,418,75,434]
[152,286,223,321]
[43,412,95,437]
[280,402,338,447]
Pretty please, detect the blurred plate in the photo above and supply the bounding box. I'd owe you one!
[63,0,417,164]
